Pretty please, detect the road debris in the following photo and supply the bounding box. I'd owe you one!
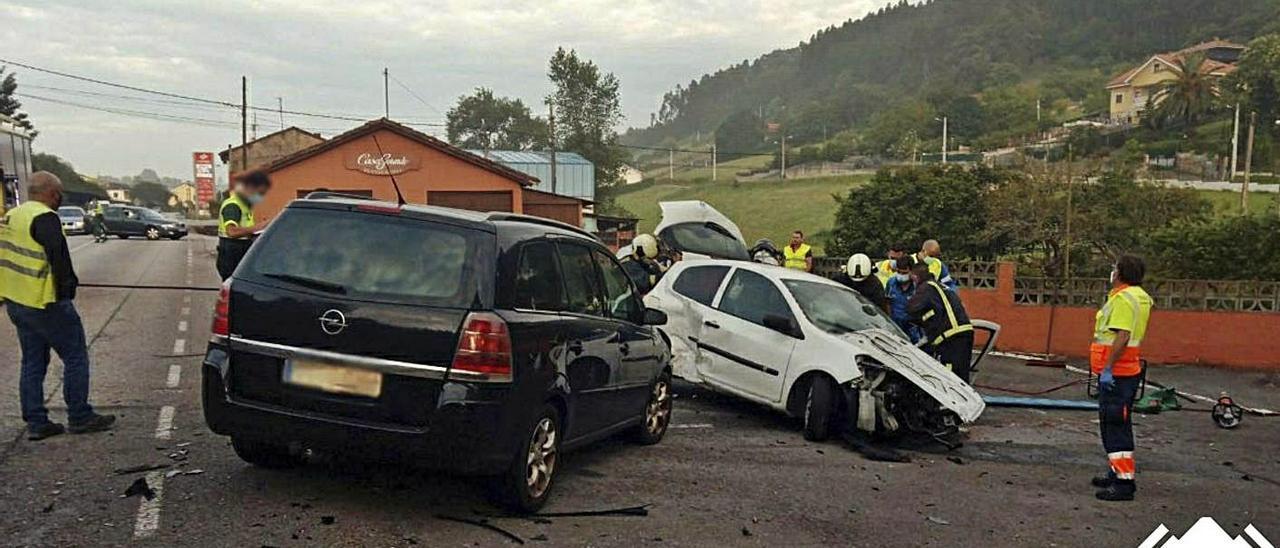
[320,516,336,525]
[532,504,650,518]
[112,463,169,475]
[926,516,951,526]
[947,456,966,465]
[436,514,524,544]
[122,477,156,500]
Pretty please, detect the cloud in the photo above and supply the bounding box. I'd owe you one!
[2,0,883,177]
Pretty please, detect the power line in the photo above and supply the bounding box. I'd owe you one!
[19,93,241,129]
[388,73,446,117]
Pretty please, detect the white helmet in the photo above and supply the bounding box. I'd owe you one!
[633,234,659,260]
[846,253,873,281]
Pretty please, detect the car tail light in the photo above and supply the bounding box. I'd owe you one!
[356,203,402,215]
[451,312,512,382]
[212,281,231,337]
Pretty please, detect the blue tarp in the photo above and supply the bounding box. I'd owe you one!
[982,395,1099,410]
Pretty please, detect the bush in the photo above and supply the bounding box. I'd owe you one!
[1149,215,1280,280]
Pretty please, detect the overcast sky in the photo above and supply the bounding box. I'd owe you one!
[2,0,883,180]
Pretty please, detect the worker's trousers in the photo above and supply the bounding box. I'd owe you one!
[5,300,97,426]
[935,331,974,383]
[1099,375,1140,480]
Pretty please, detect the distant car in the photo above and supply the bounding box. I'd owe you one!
[618,201,749,261]
[57,206,87,235]
[100,205,187,240]
[644,259,998,441]
[202,195,673,512]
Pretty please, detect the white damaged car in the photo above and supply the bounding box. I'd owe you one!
[644,259,996,442]
[618,200,750,261]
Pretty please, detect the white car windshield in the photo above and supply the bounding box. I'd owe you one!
[783,279,904,337]
[662,222,749,260]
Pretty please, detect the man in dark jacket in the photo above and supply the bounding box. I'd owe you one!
[906,261,975,382]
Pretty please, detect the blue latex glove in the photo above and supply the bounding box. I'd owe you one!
[1099,369,1115,392]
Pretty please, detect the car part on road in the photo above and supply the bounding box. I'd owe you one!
[123,477,156,500]
[436,514,525,545]
[1213,393,1244,428]
[980,395,1099,410]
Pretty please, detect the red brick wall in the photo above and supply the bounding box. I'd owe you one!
[961,263,1280,369]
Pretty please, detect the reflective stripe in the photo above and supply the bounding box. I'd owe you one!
[932,324,974,346]
[922,310,936,321]
[0,258,49,279]
[1108,451,1136,479]
[0,239,46,260]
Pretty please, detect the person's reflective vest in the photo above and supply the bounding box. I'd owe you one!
[783,243,811,270]
[876,259,895,287]
[920,280,973,346]
[1090,284,1152,377]
[218,193,255,238]
[0,201,57,309]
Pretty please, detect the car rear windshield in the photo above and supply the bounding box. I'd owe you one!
[783,280,904,337]
[663,222,749,260]
[58,208,84,218]
[241,207,492,307]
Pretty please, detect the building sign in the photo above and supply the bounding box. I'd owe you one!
[193,152,215,206]
[345,152,421,176]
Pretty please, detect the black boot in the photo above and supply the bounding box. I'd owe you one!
[1091,471,1116,488]
[1095,479,1136,501]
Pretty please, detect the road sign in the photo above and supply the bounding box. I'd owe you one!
[193,152,215,206]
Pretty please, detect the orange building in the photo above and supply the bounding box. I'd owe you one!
[245,118,584,226]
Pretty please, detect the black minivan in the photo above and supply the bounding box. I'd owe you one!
[203,196,673,511]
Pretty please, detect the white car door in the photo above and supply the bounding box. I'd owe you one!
[698,268,798,403]
[648,264,734,383]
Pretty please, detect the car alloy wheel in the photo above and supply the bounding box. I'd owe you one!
[525,417,558,500]
[146,227,160,240]
[645,378,672,436]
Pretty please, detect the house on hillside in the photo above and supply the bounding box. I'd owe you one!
[104,182,131,203]
[168,182,197,209]
[1106,40,1245,125]
[219,126,326,174]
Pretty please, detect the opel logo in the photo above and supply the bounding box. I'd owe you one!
[318,309,348,335]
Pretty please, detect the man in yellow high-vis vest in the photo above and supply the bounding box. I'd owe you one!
[1,172,115,441]
[783,230,813,272]
[216,170,272,280]
[1090,254,1153,502]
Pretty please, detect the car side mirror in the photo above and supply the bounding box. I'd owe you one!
[762,314,802,338]
[643,307,668,326]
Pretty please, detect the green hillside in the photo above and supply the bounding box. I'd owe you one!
[626,0,1279,154]
[612,174,871,254]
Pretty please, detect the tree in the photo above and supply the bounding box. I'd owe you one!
[32,153,104,199]
[826,165,999,259]
[1227,33,1280,139]
[0,66,36,136]
[1152,53,1219,129]
[131,181,173,209]
[714,109,766,153]
[548,48,626,186]
[446,88,550,151]
[981,167,1069,276]
[1149,215,1280,280]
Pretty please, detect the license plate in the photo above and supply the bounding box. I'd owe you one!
[283,359,382,398]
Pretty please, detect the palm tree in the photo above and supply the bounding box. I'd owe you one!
[1152,53,1220,129]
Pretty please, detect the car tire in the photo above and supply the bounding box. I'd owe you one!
[631,371,672,445]
[230,436,303,469]
[802,376,838,442]
[145,227,161,240]
[491,404,560,513]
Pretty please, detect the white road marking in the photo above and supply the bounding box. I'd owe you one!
[182,295,191,304]
[670,423,713,429]
[154,406,175,439]
[166,365,181,388]
[132,470,165,539]
[172,339,186,355]
[69,240,94,254]
[177,321,188,333]
[180,307,190,316]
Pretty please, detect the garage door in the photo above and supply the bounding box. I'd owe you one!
[427,191,513,213]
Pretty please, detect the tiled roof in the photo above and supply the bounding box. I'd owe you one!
[1106,40,1246,88]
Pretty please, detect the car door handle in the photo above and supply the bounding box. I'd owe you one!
[703,320,720,329]
[619,342,631,356]
[567,340,584,355]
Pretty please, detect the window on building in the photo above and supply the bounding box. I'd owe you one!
[1115,94,1123,105]
[1153,63,1164,72]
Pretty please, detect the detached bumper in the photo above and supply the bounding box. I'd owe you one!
[201,341,516,474]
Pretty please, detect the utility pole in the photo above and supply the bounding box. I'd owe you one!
[1230,103,1240,180]
[383,67,389,118]
[668,149,674,181]
[547,101,557,194]
[781,135,788,180]
[240,76,247,173]
[711,143,717,181]
[1242,111,1257,213]
[278,97,284,130]
[1036,99,1042,124]
[1063,143,1074,279]
[941,116,948,164]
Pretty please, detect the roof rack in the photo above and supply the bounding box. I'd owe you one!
[304,191,378,201]
[486,212,598,241]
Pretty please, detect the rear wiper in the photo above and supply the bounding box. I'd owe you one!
[261,272,347,294]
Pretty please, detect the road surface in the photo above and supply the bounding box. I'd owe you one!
[0,234,1276,546]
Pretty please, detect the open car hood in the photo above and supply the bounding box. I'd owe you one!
[840,328,986,423]
[653,201,745,244]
